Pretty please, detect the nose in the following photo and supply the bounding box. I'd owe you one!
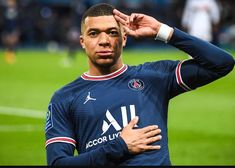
[98,32,110,47]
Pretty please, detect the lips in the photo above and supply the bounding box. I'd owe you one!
[96,51,113,57]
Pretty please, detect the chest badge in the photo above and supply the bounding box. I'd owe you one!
[128,79,145,91]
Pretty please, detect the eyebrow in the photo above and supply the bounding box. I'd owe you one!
[87,27,119,33]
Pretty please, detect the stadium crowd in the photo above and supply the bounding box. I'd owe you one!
[0,0,235,49]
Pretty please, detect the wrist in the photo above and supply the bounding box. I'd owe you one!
[103,136,129,161]
[117,136,129,155]
[154,23,174,43]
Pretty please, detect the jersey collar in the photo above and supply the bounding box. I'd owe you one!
[81,64,128,81]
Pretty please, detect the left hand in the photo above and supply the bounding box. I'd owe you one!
[113,9,162,38]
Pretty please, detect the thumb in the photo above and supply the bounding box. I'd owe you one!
[127,116,139,128]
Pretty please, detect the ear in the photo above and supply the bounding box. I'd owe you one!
[80,35,85,49]
[122,33,127,47]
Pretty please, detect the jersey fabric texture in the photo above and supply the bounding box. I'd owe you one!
[45,28,234,166]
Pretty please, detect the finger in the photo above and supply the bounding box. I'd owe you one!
[129,13,139,23]
[113,9,129,21]
[129,13,136,28]
[130,13,144,23]
[145,135,162,145]
[140,125,159,133]
[126,116,139,128]
[138,144,161,151]
[122,25,132,35]
[114,15,127,26]
[143,144,161,151]
[129,13,135,23]
[122,26,139,38]
[143,129,161,139]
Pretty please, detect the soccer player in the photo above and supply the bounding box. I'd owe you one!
[45,3,234,166]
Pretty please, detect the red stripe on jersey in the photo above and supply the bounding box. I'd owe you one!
[81,64,128,81]
[45,137,76,147]
[176,61,192,91]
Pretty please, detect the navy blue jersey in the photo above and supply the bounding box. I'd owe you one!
[45,28,234,166]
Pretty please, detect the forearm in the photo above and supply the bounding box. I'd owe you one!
[168,28,234,75]
[48,137,129,166]
[166,28,234,94]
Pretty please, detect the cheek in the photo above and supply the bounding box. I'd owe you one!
[114,38,123,51]
[84,40,96,52]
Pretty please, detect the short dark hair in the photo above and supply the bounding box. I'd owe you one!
[81,3,115,33]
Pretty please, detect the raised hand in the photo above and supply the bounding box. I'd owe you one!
[120,116,162,154]
[113,9,161,38]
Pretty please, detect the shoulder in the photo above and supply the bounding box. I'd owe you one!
[51,77,85,103]
[131,60,180,72]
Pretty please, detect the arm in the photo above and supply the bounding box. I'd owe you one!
[47,136,128,166]
[169,28,234,91]
[47,116,162,166]
[113,9,234,93]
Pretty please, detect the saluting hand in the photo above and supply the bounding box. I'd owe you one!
[113,9,161,38]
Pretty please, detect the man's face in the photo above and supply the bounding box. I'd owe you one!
[80,15,126,68]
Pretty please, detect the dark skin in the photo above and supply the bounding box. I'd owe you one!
[79,8,174,154]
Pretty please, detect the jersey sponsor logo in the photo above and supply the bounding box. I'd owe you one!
[85,132,120,149]
[86,105,137,149]
[128,79,144,91]
[45,103,53,132]
[83,92,96,104]
[101,105,137,135]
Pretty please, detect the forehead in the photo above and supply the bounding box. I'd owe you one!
[84,15,120,31]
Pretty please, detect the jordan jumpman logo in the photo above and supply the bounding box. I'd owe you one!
[84,92,96,104]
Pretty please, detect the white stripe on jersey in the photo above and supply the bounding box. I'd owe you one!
[45,137,76,147]
[175,60,192,91]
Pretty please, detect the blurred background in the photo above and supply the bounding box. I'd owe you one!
[0,0,234,166]
[1,0,235,50]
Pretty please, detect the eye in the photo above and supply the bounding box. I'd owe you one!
[109,30,119,37]
[88,31,98,37]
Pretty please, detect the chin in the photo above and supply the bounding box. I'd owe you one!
[98,62,115,68]
[95,58,116,67]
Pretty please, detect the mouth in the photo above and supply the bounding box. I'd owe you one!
[96,51,113,57]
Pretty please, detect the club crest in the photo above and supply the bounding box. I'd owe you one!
[128,79,144,91]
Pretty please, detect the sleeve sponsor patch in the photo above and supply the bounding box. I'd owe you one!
[45,103,53,132]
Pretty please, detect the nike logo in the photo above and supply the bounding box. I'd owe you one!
[84,92,96,104]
